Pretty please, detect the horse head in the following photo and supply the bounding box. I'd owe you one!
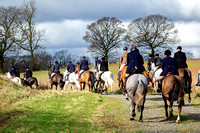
[48,69,53,79]
[6,72,12,79]
[75,65,80,74]
[151,62,156,72]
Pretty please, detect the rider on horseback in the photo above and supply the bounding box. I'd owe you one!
[24,67,33,79]
[98,57,109,81]
[50,61,60,83]
[157,50,179,92]
[117,47,128,83]
[95,56,101,71]
[79,56,89,77]
[66,60,75,80]
[123,44,141,93]
[147,54,154,72]
[174,46,188,69]
[10,66,18,77]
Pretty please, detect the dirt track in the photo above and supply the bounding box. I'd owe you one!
[104,94,200,132]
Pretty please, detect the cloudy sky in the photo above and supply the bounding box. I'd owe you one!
[1,0,200,58]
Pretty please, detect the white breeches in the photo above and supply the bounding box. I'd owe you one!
[119,64,126,71]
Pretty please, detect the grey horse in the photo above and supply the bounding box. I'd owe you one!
[126,74,148,122]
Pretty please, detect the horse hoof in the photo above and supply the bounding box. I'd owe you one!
[164,117,168,120]
[130,117,134,121]
[176,120,180,123]
[188,100,191,103]
[139,119,143,122]
[126,97,129,101]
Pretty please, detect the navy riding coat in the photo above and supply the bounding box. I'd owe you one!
[126,50,141,73]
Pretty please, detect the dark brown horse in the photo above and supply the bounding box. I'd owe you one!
[48,69,65,91]
[118,61,127,92]
[162,74,184,123]
[178,68,192,103]
[22,77,39,89]
[75,66,95,91]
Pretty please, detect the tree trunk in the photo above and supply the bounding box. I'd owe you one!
[0,53,4,74]
[30,51,37,71]
[151,48,155,57]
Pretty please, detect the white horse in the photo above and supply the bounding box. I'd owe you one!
[6,72,22,85]
[63,70,80,91]
[151,63,162,91]
[92,67,114,94]
[126,74,148,121]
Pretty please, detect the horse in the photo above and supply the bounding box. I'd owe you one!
[75,66,96,91]
[126,74,148,122]
[48,69,65,91]
[91,67,114,94]
[177,68,192,103]
[63,69,80,91]
[118,61,127,92]
[149,63,162,92]
[161,74,184,123]
[22,77,39,89]
[6,72,22,85]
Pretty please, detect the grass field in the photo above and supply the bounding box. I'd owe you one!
[0,59,200,132]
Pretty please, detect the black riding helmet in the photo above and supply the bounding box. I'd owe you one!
[164,50,171,56]
[123,47,128,51]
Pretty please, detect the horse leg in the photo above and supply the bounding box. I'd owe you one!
[176,105,182,123]
[105,83,108,95]
[130,94,136,120]
[79,82,82,90]
[169,101,174,117]
[83,83,86,90]
[139,99,145,122]
[163,99,168,119]
[71,84,74,91]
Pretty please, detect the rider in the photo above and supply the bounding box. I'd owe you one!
[66,60,75,80]
[95,56,101,71]
[10,66,18,77]
[174,46,188,69]
[123,44,141,92]
[117,47,128,83]
[147,54,154,72]
[24,67,33,79]
[79,56,89,77]
[98,57,109,81]
[50,61,60,83]
[154,54,162,67]
[157,50,179,92]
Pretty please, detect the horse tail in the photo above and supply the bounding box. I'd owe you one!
[90,71,96,90]
[34,77,39,87]
[135,79,147,106]
[171,77,181,101]
[109,72,114,85]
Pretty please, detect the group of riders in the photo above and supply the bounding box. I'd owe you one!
[10,44,200,92]
[118,44,189,93]
[10,66,33,80]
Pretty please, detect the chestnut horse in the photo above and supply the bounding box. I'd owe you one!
[118,61,127,91]
[178,68,192,103]
[162,74,184,123]
[75,66,96,91]
[48,69,65,91]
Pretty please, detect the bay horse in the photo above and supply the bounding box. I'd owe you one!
[178,68,192,103]
[48,69,65,91]
[75,66,96,91]
[126,74,148,122]
[22,77,39,89]
[161,74,184,123]
[118,61,127,92]
[6,72,22,85]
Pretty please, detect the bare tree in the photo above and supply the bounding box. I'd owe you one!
[125,14,180,56]
[0,6,21,73]
[185,51,195,59]
[83,17,125,62]
[16,1,46,71]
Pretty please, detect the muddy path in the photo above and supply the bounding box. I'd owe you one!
[103,94,200,132]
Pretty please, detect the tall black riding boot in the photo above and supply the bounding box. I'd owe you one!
[157,79,162,92]
[117,71,121,87]
[122,77,128,92]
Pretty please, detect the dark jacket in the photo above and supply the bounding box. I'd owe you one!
[25,69,32,79]
[100,60,109,71]
[52,64,60,73]
[174,51,187,68]
[126,50,141,73]
[67,63,75,73]
[160,56,178,76]
[154,57,162,67]
[10,69,18,77]
[80,60,89,70]
[148,58,154,71]
[95,59,101,66]
[138,54,146,72]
